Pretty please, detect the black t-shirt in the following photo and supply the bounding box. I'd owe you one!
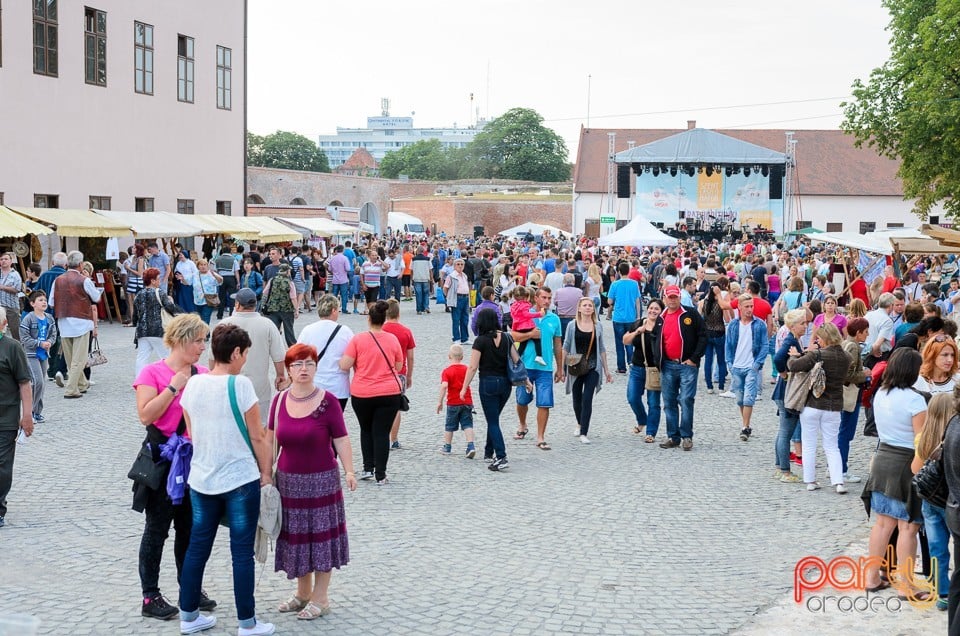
[473,332,509,376]
[630,322,654,367]
[751,265,767,288]
[574,325,598,365]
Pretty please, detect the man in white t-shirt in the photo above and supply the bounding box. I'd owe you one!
[865,293,896,361]
[296,294,354,408]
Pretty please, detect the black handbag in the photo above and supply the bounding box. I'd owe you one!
[369,332,410,411]
[913,441,948,509]
[566,328,595,377]
[127,442,167,490]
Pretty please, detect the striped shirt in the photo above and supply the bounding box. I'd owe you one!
[362,261,382,287]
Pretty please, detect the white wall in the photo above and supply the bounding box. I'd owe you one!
[0,1,244,215]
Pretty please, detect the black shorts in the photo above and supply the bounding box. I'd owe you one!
[364,286,380,304]
[402,274,412,287]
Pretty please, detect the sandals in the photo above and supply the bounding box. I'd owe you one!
[297,602,331,620]
[536,441,552,451]
[278,595,308,613]
[632,426,643,435]
[644,435,656,443]
[514,429,529,440]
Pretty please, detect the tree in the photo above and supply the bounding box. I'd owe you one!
[379,139,458,180]
[841,0,960,220]
[246,130,330,172]
[461,107,569,182]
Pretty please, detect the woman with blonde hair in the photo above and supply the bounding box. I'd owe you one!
[787,322,852,493]
[562,296,613,443]
[585,263,603,311]
[847,298,869,320]
[911,392,954,611]
[192,259,223,325]
[915,336,960,395]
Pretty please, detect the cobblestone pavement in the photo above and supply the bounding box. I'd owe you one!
[0,299,946,635]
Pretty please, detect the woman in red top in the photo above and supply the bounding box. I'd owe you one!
[849,267,871,308]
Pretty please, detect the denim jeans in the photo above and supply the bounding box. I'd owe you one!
[451,295,470,342]
[730,367,760,407]
[661,360,697,441]
[922,501,951,598]
[768,333,778,378]
[774,398,800,471]
[572,370,600,435]
[179,480,260,627]
[703,334,727,390]
[626,365,660,436]
[559,316,574,339]
[478,374,511,459]
[333,282,350,312]
[197,305,214,325]
[414,281,430,313]
[612,321,634,372]
[838,388,862,473]
[386,276,402,300]
[138,483,193,596]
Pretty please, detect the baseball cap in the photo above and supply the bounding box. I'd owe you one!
[663,285,681,297]
[231,288,258,307]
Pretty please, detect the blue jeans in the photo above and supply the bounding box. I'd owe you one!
[769,333,778,378]
[333,282,350,312]
[838,388,862,473]
[661,360,697,441]
[414,281,430,313]
[703,335,727,390]
[378,276,387,300]
[386,276,402,300]
[627,366,661,436]
[197,305,214,325]
[179,480,260,627]
[451,295,470,342]
[573,369,600,435]
[612,321,634,372]
[478,375,511,460]
[922,501,951,598]
[731,367,759,408]
[559,316,574,339]
[774,398,800,471]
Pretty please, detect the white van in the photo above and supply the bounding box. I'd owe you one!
[388,211,426,236]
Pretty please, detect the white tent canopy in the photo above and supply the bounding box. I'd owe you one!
[279,217,355,237]
[500,222,567,237]
[810,228,960,256]
[93,210,204,238]
[597,216,678,248]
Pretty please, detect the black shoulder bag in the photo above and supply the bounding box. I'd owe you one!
[369,333,410,411]
[914,439,949,509]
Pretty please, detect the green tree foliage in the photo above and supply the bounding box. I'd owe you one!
[842,0,960,219]
[379,139,459,180]
[246,131,330,173]
[462,108,569,182]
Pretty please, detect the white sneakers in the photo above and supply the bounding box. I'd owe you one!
[806,482,821,491]
[843,473,862,483]
[718,391,736,399]
[181,615,216,634]
[580,435,591,444]
[238,620,275,636]
[836,484,849,495]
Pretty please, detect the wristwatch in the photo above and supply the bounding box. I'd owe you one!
[166,385,178,395]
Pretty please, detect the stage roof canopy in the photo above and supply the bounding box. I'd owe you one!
[615,127,787,165]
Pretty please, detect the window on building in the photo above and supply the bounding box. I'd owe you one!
[34,194,59,208]
[33,0,58,76]
[216,45,231,110]
[887,222,905,228]
[826,222,842,232]
[177,199,195,215]
[89,195,111,210]
[216,200,231,216]
[795,221,812,230]
[134,22,153,95]
[84,7,106,86]
[135,197,154,212]
[177,35,194,103]
[289,198,306,206]
[859,221,876,234]
[0,193,4,205]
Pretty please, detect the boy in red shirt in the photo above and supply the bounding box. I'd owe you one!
[437,343,476,458]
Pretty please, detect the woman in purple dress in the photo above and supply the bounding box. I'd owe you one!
[268,343,358,620]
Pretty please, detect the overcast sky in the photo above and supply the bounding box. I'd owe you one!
[247,0,893,159]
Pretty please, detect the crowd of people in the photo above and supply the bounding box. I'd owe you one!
[6,229,960,632]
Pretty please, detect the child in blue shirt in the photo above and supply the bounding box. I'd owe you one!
[19,291,57,424]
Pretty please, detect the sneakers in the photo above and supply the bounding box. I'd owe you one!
[360,471,375,481]
[483,456,495,463]
[773,469,785,480]
[792,455,803,466]
[843,473,862,483]
[198,590,217,612]
[142,594,179,620]
[806,482,821,492]
[376,478,389,486]
[238,620,276,636]
[718,391,736,399]
[938,597,949,611]
[390,441,402,450]
[780,472,802,483]
[0,516,5,528]
[580,435,591,444]
[488,457,509,471]
[739,427,752,442]
[706,388,716,394]
[439,444,452,455]
[681,438,693,451]
[465,444,476,459]
[659,439,681,449]
[32,413,45,423]
[54,371,65,387]
[836,484,848,494]
[534,356,547,366]
[180,615,217,634]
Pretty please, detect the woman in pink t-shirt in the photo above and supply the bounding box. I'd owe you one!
[339,300,403,484]
[132,313,214,620]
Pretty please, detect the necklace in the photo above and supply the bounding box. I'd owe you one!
[288,387,319,402]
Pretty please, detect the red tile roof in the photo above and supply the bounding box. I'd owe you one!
[573,127,903,197]
[339,147,379,170]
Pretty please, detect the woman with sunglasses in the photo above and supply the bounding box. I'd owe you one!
[269,343,357,620]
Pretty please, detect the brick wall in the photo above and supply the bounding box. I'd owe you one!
[390,199,572,236]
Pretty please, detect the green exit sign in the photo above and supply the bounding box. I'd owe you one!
[600,217,615,224]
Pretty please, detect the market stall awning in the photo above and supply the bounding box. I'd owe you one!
[93,210,204,238]
[242,216,302,242]
[186,214,263,239]
[921,224,960,248]
[0,205,54,237]
[811,228,960,255]
[8,206,131,237]
[279,217,355,237]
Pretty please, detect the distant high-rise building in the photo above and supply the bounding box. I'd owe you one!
[318,114,485,169]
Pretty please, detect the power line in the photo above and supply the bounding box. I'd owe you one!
[545,96,851,123]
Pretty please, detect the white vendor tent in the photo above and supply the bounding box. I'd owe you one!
[500,222,567,237]
[811,228,960,256]
[597,216,678,248]
[279,217,356,237]
[92,210,204,238]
